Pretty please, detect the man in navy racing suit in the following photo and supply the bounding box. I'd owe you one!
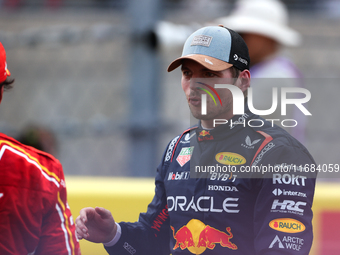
[75,25,316,255]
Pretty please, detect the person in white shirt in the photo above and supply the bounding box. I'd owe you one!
[217,0,307,143]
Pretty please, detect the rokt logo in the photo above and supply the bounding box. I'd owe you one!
[171,219,237,254]
[273,174,307,186]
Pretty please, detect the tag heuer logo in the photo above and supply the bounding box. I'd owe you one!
[176,146,194,167]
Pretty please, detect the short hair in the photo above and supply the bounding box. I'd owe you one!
[0,77,14,91]
[230,66,241,78]
[230,66,248,98]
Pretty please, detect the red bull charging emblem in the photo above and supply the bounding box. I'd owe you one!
[171,219,238,254]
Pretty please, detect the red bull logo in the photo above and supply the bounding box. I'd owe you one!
[198,130,214,142]
[199,130,210,137]
[171,219,238,254]
[171,225,195,250]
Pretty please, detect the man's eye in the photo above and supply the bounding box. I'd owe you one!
[205,72,216,77]
[182,70,190,76]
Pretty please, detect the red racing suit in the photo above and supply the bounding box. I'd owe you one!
[105,107,317,255]
[0,133,80,255]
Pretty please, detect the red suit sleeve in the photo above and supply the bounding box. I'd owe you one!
[0,134,81,255]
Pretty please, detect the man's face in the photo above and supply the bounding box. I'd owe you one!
[181,59,238,124]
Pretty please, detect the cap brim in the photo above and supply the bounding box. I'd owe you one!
[167,54,233,72]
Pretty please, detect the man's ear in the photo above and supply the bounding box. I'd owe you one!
[236,70,251,93]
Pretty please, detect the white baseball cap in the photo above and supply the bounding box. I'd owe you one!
[216,0,301,47]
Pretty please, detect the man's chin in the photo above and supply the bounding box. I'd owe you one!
[190,112,213,121]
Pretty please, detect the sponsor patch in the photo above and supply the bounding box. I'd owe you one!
[208,185,238,192]
[123,242,136,255]
[198,130,214,142]
[273,174,307,186]
[167,196,239,213]
[269,235,305,252]
[252,142,275,166]
[233,54,248,66]
[191,35,213,47]
[180,132,195,144]
[271,199,307,216]
[176,147,194,167]
[165,136,179,162]
[168,171,190,181]
[269,218,306,233]
[241,135,261,149]
[272,188,307,198]
[171,219,237,254]
[199,130,210,137]
[215,152,246,166]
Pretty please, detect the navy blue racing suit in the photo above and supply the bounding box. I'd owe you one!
[105,106,316,255]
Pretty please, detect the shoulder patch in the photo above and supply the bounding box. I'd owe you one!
[165,136,179,162]
[165,127,198,163]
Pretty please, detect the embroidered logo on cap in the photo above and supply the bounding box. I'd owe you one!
[233,54,248,66]
[191,35,212,47]
[205,58,213,65]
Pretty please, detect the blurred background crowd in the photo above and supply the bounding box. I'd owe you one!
[0,0,339,179]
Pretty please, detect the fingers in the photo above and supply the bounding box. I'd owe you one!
[79,207,95,223]
[75,216,88,239]
[75,207,94,240]
[95,207,112,220]
[75,207,116,243]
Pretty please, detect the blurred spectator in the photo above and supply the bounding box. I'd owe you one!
[216,0,307,144]
[17,124,59,157]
